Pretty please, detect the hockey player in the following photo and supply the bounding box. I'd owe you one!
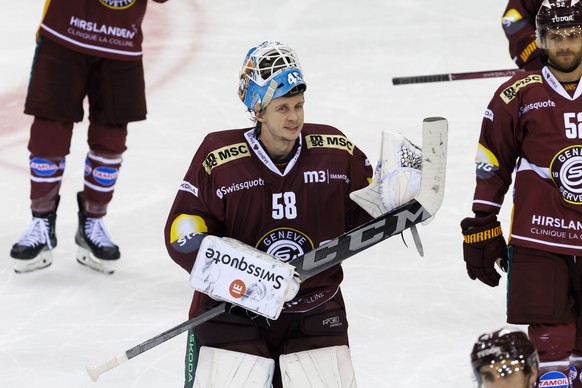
[164,41,423,387]
[10,0,168,274]
[462,0,582,386]
[471,327,539,388]
[502,0,544,70]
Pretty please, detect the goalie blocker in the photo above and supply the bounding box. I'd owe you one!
[190,236,300,320]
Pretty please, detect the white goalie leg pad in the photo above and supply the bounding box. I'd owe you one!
[194,346,274,388]
[190,236,300,319]
[350,130,422,218]
[280,345,357,388]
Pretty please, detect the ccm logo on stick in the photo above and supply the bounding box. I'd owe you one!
[301,205,427,272]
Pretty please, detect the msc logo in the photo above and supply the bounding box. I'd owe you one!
[305,134,354,155]
[203,142,250,174]
[500,75,542,104]
[304,170,327,183]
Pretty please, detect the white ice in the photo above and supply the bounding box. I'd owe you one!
[0,1,520,386]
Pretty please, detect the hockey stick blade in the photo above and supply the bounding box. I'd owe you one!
[86,117,448,381]
[392,68,524,85]
[415,117,447,217]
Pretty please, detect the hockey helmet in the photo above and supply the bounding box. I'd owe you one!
[536,0,582,48]
[471,327,539,386]
[238,41,306,112]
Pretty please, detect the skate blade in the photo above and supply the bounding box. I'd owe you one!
[76,247,116,275]
[13,251,53,274]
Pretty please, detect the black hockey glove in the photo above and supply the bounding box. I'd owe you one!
[460,213,507,287]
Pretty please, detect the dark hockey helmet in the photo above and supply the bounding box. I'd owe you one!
[471,327,539,386]
[536,0,582,48]
[238,41,307,112]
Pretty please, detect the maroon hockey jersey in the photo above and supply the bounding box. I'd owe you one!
[473,67,582,256]
[165,123,373,317]
[37,0,167,60]
[502,0,543,70]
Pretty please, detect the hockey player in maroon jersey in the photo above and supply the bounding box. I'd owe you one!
[502,0,544,70]
[462,0,582,386]
[164,41,424,387]
[10,0,168,274]
[471,327,539,388]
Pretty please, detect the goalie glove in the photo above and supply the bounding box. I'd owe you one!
[350,130,422,218]
[190,236,300,320]
[461,213,508,287]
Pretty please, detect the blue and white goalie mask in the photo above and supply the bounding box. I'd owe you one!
[238,41,307,112]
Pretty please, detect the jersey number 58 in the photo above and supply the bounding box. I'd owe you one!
[272,192,297,220]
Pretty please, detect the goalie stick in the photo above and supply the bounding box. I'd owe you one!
[86,117,448,382]
[392,68,524,85]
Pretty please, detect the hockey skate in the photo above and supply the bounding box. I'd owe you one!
[75,192,120,274]
[10,197,59,274]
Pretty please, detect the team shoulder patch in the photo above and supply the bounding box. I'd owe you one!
[203,142,250,175]
[500,74,543,104]
[304,134,354,155]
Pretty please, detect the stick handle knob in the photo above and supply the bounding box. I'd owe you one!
[86,353,129,382]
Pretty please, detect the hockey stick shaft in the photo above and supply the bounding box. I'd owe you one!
[392,68,524,85]
[86,303,227,381]
[87,117,448,382]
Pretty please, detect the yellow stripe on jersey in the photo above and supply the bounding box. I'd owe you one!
[203,142,250,175]
[305,134,354,155]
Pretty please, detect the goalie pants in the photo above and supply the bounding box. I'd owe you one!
[507,245,582,384]
[24,37,147,215]
[187,290,349,388]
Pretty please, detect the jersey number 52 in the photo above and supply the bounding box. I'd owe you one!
[564,112,582,139]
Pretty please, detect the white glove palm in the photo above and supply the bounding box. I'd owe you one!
[350,130,422,217]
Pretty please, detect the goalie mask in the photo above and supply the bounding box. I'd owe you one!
[238,41,307,112]
[536,0,582,48]
[471,327,539,387]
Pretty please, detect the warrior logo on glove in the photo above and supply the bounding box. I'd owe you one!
[461,214,508,288]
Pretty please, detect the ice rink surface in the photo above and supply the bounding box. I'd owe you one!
[0,1,523,386]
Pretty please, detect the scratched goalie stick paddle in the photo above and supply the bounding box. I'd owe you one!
[86,117,448,382]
